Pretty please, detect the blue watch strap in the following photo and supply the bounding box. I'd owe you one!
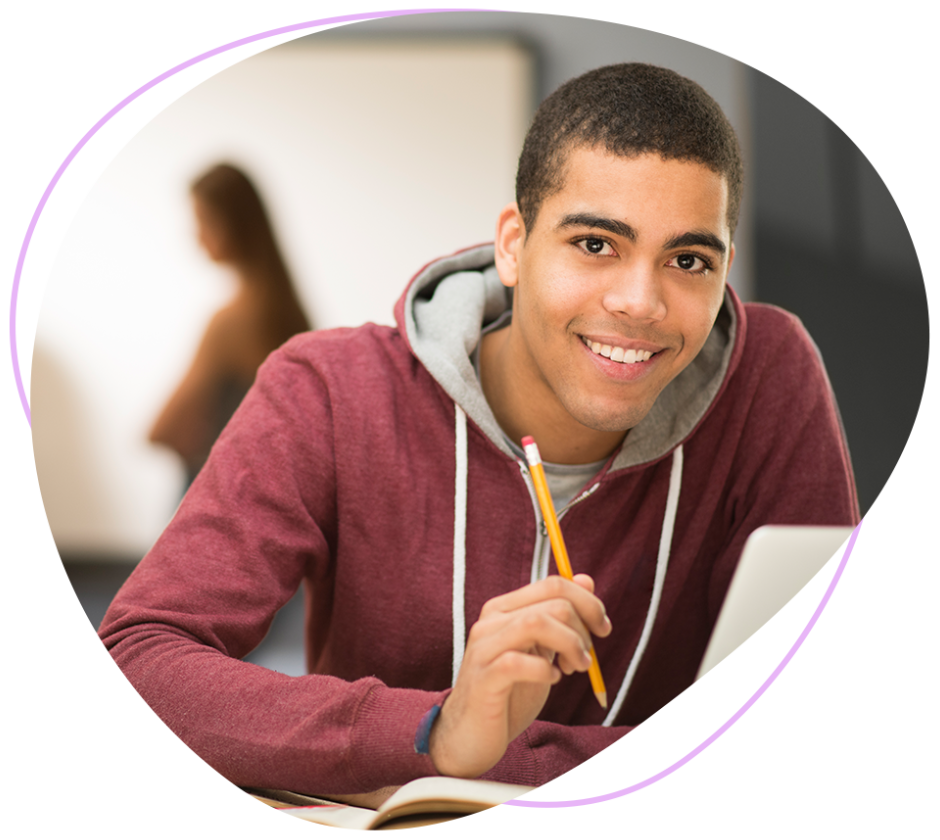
[414,704,442,755]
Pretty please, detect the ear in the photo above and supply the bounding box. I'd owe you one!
[726,242,736,276]
[494,202,525,289]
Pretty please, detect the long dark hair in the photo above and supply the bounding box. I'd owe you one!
[191,163,310,338]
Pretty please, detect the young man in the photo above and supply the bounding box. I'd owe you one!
[99,64,858,796]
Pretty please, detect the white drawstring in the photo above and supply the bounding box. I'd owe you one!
[603,444,684,726]
[451,405,468,686]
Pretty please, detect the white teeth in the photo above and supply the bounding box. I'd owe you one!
[582,336,653,364]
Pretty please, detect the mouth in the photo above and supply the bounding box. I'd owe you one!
[579,335,657,365]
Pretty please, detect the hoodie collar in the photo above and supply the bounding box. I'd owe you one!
[397,244,743,472]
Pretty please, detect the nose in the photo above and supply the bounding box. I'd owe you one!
[601,264,667,323]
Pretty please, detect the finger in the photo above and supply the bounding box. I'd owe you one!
[485,650,562,690]
[467,603,594,675]
[553,650,579,676]
[482,575,586,613]
[567,575,612,635]
[487,591,603,661]
[482,576,612,638]
[472,596,592,652]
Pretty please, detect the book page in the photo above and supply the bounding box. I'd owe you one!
[255,777,535,830]
[378,777,534,816]
[276,802,381,830]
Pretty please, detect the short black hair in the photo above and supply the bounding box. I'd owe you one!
[516,63,744,237]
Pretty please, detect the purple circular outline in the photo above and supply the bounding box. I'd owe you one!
[7,8,474,427]
[507,520,862,808]
[6,9,862,813]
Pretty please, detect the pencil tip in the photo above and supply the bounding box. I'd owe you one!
[597,692,607,709]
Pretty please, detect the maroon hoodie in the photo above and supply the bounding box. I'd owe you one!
[99,245,859,795]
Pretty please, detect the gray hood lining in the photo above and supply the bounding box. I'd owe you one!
[403,244,737,471]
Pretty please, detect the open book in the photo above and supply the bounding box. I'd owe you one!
[248,777,535,830]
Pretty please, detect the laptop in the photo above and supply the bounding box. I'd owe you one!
[696,524,855,679]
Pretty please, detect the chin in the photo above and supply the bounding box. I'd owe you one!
[570,402,653,434]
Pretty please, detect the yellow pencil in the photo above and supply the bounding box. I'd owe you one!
[521,436,607,709]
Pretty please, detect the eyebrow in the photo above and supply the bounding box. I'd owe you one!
[557,213,637,242]
[663,230,727,256]
[557,214,727,256]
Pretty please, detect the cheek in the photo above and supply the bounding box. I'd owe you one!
[671,287,725,354]
[527,262,592,323]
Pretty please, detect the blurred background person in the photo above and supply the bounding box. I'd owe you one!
[149,163,311,486]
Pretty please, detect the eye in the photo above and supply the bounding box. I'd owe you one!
[575,237,616,257]
[666,253,712,274]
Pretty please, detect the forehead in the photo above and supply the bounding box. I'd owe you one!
[540,147,731,241]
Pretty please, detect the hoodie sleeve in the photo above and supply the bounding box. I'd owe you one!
[98,339,446,796]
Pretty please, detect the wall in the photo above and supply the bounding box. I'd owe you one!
[43,11,924,557]
[32,36,533,558]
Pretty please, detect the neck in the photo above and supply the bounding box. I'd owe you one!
[479,326,626,465]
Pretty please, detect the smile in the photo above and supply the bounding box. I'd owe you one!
[580,336,654,364]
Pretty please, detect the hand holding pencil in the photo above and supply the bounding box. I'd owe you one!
[430,571,612,778]
[428,441,612,777]
[522,435,608,709]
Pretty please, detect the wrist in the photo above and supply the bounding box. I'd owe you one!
[427,704,455,777]
[425,695,493,779]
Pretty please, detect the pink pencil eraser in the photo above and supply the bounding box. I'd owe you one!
[521,435,534,447]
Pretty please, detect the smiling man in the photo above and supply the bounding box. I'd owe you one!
[483,149,733,462]
[100,64,859,797]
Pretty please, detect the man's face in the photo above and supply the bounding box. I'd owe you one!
[494,146,734,440]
